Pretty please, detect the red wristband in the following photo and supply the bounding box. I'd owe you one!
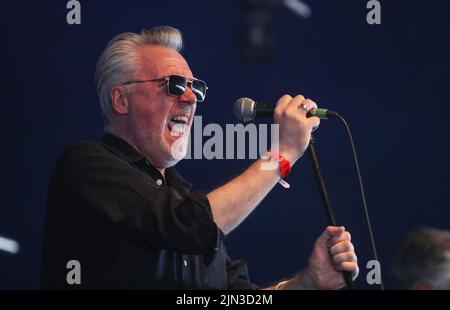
[267,151,292,178]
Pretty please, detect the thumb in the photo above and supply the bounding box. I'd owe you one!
[316,226,345,247]
[315,228,332,247]
[325,226,345,236]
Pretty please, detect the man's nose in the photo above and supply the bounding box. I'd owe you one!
[179,86,197,105]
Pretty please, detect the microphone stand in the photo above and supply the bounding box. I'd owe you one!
[307,135,354,289]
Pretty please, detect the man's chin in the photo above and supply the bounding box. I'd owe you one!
[156,135,188,168]
[169,135,189,161]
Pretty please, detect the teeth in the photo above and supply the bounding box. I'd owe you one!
[172,115,189,123]
[168,114,190,137]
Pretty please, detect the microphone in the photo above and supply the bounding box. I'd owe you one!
[233,97,337,122]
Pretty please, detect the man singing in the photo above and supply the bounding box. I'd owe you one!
[41,26,358,289]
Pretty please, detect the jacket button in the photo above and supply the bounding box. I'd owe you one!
[156,179,163,186]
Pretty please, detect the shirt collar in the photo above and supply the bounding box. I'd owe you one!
[102,132,143,162]
[101,132,193,191]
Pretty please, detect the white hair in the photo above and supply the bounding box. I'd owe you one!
[95,26,183,128]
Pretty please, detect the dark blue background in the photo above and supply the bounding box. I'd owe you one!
[1,0,449,289]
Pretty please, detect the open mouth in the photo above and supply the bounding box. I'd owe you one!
[167,115,189,137]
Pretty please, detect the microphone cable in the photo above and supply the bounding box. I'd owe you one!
[333,113,385,290]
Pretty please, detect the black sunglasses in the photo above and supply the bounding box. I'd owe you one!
[122,74,208,102]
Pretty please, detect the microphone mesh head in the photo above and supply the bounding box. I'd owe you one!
[233,97,255,122]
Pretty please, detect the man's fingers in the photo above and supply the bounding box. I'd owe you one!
[316,227,334,244]
[330,241,354,256]
[316,227,353,255]
[326,231,351,248]
[325,226,346,236]
[335,262,360,280]
[324,226,347,245]
[274,94,320,134]
[274,94,293,111]
[332,251,358,266]
[314,226,359,282]
[316,226,346,247]
[302,99,320,130]
[286,95,306,114]
[302,99,318,112]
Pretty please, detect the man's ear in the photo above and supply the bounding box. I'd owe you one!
[110,86,130,115]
